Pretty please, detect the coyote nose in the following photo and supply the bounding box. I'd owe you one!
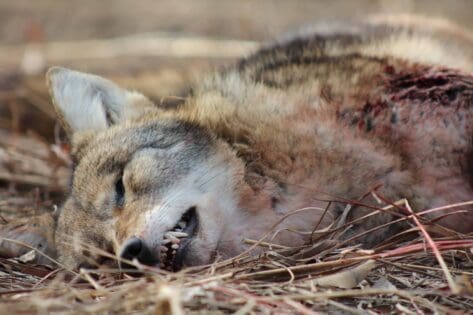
[120,237,159,267]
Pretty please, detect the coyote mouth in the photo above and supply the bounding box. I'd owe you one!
[159,206,198,271]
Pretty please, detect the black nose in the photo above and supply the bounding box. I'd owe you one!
[120,237,159,268]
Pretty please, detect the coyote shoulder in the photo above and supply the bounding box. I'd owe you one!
[25,17,473,270]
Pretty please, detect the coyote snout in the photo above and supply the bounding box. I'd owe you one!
[119,206,197,270]
[33,17,473,271]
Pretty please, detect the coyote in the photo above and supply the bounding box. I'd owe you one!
[16,17,473,270]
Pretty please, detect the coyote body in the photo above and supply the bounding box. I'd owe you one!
[46,18,473,270]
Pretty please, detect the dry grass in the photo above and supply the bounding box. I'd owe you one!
[1,196,473,314]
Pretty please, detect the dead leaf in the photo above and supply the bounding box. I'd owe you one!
[18,249,36,263]
[312,259,376,289]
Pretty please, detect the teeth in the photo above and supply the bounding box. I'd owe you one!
[172,239,181,245]
[164,233,179,243]
[165,231,188,239]
[159,214,192,270]
[170,231,188,238]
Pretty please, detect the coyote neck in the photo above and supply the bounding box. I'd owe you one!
[213,180,334,257]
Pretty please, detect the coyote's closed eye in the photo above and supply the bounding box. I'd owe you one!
[6,16,473,271]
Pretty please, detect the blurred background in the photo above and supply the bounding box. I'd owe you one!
[0,0,472,219]
[1,0,473,43]
[1,0,473,74]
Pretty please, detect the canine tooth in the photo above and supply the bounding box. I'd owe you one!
[178,221,186,229]
[171,232,188,238]
[161,238,171,244]
[171,244,179,250]
[172,250,176,255]
[160,246,168,252]
[165,233,179,242]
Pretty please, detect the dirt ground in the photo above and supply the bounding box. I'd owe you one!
[1,1,473,314]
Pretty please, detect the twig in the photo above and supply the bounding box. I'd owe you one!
[402,199,460,294]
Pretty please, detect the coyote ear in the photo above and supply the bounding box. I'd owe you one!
[46,67,129,135]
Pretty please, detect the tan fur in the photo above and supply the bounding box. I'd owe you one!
[30,16,473,270]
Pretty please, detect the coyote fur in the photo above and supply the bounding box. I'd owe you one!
[11,16,473,270]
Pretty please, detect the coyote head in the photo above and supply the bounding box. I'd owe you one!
[47,67,249,271]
